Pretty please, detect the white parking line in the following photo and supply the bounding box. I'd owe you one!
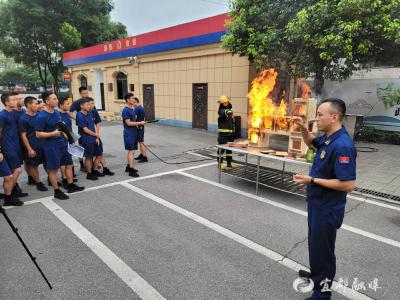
[348,194,400,212]
[41,199,165,300]
[120,182,372,300]
[178,171,400,249]
[3,162,216,210]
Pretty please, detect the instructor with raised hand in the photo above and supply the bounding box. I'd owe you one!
[290,98,356,300]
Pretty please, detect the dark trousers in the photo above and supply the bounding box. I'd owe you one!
[217,135,234,165]
[308,205,345,299]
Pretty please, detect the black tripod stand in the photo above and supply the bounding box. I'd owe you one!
[0,205,52,289]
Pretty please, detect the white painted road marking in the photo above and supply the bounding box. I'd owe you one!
[348,194,400,212]
[6,161,400,214]
[120,182,373,300]
[179,171,400,249]
[41,199,166,300]
[3,162,216,209]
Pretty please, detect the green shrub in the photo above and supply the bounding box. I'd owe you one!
[358,126,400,145]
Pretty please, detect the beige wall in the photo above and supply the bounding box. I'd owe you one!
[69,44,250,131]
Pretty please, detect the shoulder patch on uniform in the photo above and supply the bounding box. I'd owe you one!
[339,156,350,164]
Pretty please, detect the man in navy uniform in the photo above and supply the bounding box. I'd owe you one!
[291,98,356,300]
[133,97,148,163]
[70,86,89,172]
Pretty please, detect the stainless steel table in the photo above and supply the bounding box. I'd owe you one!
[216,144,312,195]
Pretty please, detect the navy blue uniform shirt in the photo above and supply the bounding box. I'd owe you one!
[122,107,138,139]
[35,110,64,149]
[0,110,21,151]
[70,99,82,113]
[91,109,101,124]
[134,105,145,122]
[307,127,356,211]
[76,111,96,144]
[18,113,44,150]
[14,108,26,122]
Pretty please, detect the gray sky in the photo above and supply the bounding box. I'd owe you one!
[110,0,229,36]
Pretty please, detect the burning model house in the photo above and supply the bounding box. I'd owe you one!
[247,69,317,157]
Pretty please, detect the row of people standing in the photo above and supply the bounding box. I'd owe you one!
[0,91,86,205]
[0,87,120,205]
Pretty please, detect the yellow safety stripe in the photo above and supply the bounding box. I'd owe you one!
[218,129,234,133]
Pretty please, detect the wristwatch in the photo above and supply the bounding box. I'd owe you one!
[310,177,315,184]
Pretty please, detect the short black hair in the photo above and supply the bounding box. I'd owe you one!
[1,92,12,105]
[133,97,140,103]
[41,91,54,103]
[58,97,69,107]
[124,93,134,102]
[79,97,91,106]
[24,96,37,106]
[79,86,88,93]
[320,98,346,121]
[85,96,94,102]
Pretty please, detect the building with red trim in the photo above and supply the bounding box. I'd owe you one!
[63,13,255,134]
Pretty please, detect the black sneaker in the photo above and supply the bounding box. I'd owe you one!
[86,173,98,181]
[125,164,130,172]
[135,154,143,161]
[12,187,28,198]
[298,270,311,278]
[36,182,48,192]
[62,178,69,189]
[129,170,140,177]
[3,195,24,206]
[27,176,36,185]
[54,189,69,200]
[14,183,22,193]
[67,183,85,193]
[103,167,114,176]
[92,169,106,177]
[138,157,148,163]
[73,178,78,183]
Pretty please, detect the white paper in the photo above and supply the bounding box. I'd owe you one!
[68,143,85,158]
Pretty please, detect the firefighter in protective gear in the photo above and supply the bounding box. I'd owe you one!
[217,95,235,169]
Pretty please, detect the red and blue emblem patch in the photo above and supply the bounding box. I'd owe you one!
[339,156,350,164]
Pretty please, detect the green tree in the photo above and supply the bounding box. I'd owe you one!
[0,0,127,90]
[0,66,42,91]
[223,0,400,95]
[222,0,317,68]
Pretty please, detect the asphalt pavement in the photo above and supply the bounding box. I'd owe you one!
[1,123,398,299]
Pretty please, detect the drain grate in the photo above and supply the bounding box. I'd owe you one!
[354,187,400,202]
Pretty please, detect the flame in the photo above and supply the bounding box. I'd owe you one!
[247,69,288,144]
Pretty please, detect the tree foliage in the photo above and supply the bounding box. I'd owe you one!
[223,0,400,94]
[0,67,42,90]
[0,0,127,90]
